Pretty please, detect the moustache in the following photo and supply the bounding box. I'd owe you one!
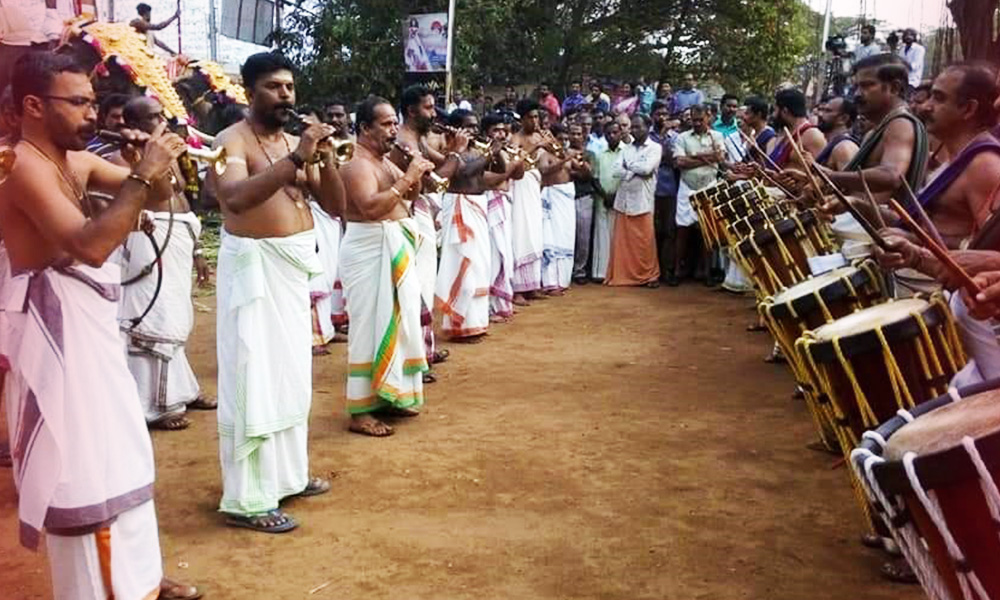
[274,104,295,113]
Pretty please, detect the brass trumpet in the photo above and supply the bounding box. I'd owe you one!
[0,146,15,183]
[290,113,354,166]
[394,142,449,194]
[310,138,354,166]
[98,130,228,176]
[501,144,538,169]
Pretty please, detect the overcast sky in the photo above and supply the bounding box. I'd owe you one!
[816,0,949,34]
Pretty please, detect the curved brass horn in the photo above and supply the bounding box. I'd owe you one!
[0,147,15,184]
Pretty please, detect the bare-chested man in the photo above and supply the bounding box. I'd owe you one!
[435,109,505,340]
[821,53,928,199]
[115,96,216,432]
[339,95,435,437]
[870,61,1000,584]
[130,2,180,55]
[393,84,469,374]
[0,50,200,600]
[538,122,581,293]
[211,51,343,533]
[481,113,526,321]
[509,98,556,303]
[815,96,859,171]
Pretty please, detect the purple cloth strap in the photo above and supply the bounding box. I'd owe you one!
[915,139,1000,212]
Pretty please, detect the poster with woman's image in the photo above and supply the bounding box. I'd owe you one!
[403,13,448,72]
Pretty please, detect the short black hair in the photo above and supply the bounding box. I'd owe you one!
[947,62,1000,128]
[136,3,151,14]
[632,113,652,127]
[830,96,858,125]
[11,51,87,115]
[650,100,668,113]
[99,92,131,120]
[852,53,910,97]
[356,95,391,128]
[549,122,566,136]
[689,104,707,115]
[481,112,505,132]
[401,84,432,117]
[240,52,295,91]
[861,24,876,36]
[516,98,540,118]
[744,96,769,118]
[447,108,475,128]
[774,88,808,117]
[324,97,348,110]
[720,93,740,105]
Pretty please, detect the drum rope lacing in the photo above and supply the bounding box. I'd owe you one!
[850,447,952,600]
[903,451,990,599]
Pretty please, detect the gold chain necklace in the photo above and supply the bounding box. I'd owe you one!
[21,139,97,218]
[250,123,306,209]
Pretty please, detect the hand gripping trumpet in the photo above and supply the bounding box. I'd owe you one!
[289,112,355,166]
[98,130,228,176]
[393,142,449,194]
[501,144,538,169]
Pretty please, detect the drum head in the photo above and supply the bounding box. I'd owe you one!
[811,298,928,341]
[885,387,1000,460]
[770,265,860,306]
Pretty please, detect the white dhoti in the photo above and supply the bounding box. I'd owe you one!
[721,251,753,293]
[0,262,161,599]
[674,179,699,227]
[435,193,491,339]
[341,219,429,414]
[119,211,201,422]
[510,169,544,293]
[309,201,343,346]
[591,200,616,280]
[487,190,515,319]
[949,292,1000,387]
[413,193,440,361]
[216,229,321,516]
[541,182,576,290]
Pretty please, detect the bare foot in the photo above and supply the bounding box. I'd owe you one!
[332,331,348,344]
[312,344,331,356]
[512,294,531,306]
[489,314,508,323]
[524,291,547,301]
[148,414,190,431]
[349,414,394,437]
[546,288,566,296]
[451,333,486,344]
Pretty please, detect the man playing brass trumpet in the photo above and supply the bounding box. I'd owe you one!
[114,95,217,432]
[210,51,344,533]
[0,50,201,600]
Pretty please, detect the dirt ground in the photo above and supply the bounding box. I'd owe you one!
[0,284,925,600]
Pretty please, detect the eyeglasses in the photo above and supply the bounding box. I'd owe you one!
[41,95,99,111]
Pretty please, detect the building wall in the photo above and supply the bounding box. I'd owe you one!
[96,0,267,74]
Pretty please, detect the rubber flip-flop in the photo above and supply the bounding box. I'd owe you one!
[225,510,298,534]
[292,477,331,498]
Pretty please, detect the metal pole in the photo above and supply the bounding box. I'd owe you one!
[208,0,218,60]
[815,0,833,103]
[176,0,182,54]
[444,0,456,107]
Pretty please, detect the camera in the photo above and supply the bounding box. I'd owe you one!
[825,35,848,55]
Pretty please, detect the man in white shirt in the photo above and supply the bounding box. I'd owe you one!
[670,104,725,286]
[853,24,882,62]
[605,113,662,287]
[898,28,925,91]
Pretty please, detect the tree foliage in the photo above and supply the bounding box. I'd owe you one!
[277,0,819,104]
